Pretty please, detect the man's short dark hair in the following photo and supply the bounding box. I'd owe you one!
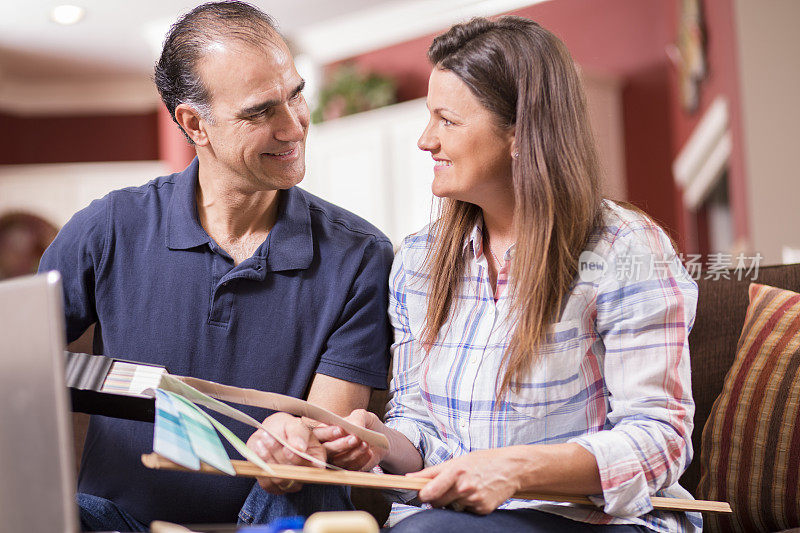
[154,1,280,143]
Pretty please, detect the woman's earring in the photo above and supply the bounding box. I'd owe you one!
[512,152,519,158]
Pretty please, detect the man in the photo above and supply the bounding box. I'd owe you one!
[39,2,392,530]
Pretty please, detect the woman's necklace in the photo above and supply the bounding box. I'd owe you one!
[488,244,505,269]
[484,226,507,269]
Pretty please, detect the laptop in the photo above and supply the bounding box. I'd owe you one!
[0,271,79,532]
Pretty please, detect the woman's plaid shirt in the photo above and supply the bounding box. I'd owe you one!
[383,202,701,532]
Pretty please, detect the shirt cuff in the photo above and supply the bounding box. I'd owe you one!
[385,416,452,463]
[384,417,423,454]
[569,431,654,518]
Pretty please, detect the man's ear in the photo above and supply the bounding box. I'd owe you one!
[174,104,209,146]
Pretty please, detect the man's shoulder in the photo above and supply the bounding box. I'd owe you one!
[103,173,180,206]
[60,173,171,228]
[296,187,392,246]
[59,172,189,251]
[86,173,190,236]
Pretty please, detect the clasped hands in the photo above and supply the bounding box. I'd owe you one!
[245,412,326,494]
[247,409,521,514]
[245,410,388,494]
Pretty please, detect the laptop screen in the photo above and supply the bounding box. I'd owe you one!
[0,272,78,532]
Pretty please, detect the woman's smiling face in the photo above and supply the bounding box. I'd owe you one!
[417,68,515,207]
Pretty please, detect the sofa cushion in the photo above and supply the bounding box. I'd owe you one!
[684,263,800,495]
[698,283,800,532]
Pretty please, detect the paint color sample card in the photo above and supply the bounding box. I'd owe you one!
[102,360,167,396]
[168,392,235,476]
[153,389,199,470]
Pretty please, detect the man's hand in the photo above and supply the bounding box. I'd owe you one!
[246,412,326,494]
[314,409,388,471]
[407,449,523,515]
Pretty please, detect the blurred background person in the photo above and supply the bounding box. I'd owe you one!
[0,212,57,280]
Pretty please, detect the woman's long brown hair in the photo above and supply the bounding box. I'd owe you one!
[421,17,603,401]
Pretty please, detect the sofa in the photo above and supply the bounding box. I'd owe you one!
[682,263,800,532]
[72,262,800,531]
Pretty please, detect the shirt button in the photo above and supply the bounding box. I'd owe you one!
[470,356,478,365]
[255,265,262,271]
[460,420,468,428]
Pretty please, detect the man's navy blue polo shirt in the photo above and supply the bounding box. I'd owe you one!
[39,159,393,525]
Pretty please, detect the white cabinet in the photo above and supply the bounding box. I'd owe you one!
[304,98,435,245]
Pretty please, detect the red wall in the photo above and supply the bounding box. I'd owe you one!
[0,106,195,173]
[0,111,159,165]
[333,0,744,251]
[666,0,748,249]
[158,106,196,173]
[342,0,674,82]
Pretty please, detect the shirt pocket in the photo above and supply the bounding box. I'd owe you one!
[506,319,586,419]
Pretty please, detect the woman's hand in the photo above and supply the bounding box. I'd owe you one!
[246,412,326,494]
[313,409,389,471]
[408,448,523,515]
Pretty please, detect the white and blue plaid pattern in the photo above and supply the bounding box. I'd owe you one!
[384,202,701,532]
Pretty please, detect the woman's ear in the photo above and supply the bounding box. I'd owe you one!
[174,104,209,146]
[509,135,519,160]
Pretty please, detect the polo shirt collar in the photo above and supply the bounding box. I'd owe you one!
[165,159,313,271]
[264,186,313,272]
[166,158,210,250]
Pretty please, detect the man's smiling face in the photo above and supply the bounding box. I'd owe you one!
[195,37,310,193]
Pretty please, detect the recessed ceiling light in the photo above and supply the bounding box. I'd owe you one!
[51,5,85,25]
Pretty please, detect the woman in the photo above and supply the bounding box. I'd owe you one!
[317,16,699,532]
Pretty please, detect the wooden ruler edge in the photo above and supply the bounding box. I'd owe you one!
[141,453,731,514]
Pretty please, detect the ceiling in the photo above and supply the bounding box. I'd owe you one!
[0,0,400,79]
[0,0,541,114]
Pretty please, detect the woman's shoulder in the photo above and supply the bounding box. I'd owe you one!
[589,200,677,257]
[395,222,438,267]
[599,199,664,234]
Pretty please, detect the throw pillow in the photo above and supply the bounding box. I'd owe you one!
[698,283,800,532]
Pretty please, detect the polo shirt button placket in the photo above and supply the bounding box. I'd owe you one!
[209,277,234,326]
